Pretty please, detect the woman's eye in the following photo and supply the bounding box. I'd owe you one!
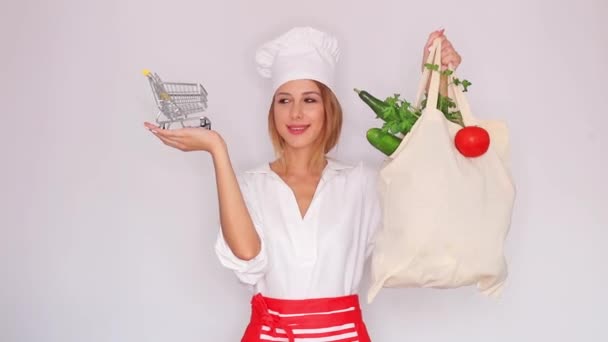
[304,98,317,103]
[277,98,290,104]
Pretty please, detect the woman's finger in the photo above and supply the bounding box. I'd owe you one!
[441,40,453,52]
[144,122,161,131]
[442,52,462,68]
[442,55,460,66]
[153,127,188,139]
[153,132,188,151]
[154,132,177,146]
[442,50,459,61]
[425,29,445,50]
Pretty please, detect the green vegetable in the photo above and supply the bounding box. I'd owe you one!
[354,88,397,122]
[355,89,419,135]
[357,63,473,156]
[366,128,402,156]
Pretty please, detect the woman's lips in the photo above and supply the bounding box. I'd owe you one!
[287,125,310,135]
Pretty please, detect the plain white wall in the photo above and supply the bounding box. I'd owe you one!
[1,0,606,341]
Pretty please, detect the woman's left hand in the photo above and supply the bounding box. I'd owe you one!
[422,29,462,71]
[144,121,225,154]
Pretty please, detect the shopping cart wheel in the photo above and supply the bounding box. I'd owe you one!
[200,117,211,130]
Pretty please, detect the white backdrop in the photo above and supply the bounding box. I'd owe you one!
[2,0,607,341]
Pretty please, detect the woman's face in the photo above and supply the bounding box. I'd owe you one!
[273,79,325,151]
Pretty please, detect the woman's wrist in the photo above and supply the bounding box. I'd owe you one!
[210,134,228,158]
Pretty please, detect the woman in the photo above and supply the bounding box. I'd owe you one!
[144,27,461,341]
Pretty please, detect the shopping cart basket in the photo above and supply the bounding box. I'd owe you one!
[143,69,212,129]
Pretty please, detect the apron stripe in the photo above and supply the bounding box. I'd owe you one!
[259,334,360,342]
[266,322,356,334]
[268,307,356,317]
[242,294,371,342]
[262,324,357,337]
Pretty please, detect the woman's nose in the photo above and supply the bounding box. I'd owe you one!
[289,102,303,119]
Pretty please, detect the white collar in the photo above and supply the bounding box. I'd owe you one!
[245,157,353,174]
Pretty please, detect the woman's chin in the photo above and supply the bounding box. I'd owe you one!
[282,138,318,151]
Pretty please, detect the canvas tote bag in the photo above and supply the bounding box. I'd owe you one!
[367,38,516,303]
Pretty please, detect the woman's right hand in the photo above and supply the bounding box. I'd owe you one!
[144,121,226,154]
[421,29,462,71]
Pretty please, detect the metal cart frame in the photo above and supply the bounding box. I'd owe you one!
[143,70,211,130]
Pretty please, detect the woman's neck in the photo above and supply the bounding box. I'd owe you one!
[272,148,327,177]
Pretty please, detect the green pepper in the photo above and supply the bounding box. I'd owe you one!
[366,128,402,156]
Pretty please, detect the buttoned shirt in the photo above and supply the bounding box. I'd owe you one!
[215,158,381,299]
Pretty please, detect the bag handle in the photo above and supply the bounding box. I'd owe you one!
[388,37,486,160]
[447,65,479,126]
[387,39,443,160]
[413,38,479,126]
[414,38,442,110]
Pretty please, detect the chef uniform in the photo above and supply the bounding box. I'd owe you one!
[215,27,382,342]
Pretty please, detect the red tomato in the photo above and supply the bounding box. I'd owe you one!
[454,126,490,157]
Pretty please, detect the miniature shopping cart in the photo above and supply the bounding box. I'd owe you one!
[143,69,212,130]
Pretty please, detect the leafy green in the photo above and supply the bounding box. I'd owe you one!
[368,64,471,137]
[451,77,472,92]
[360,64,475,156]
[378,93,420,135]
[424,63,440,71]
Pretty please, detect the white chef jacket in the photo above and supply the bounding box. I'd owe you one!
[214,157,382,299]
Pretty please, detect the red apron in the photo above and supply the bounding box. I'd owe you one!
[242,293,372,342]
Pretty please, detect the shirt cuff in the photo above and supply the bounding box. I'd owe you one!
[214,228,268,285]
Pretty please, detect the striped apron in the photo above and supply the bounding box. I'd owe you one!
[241,293,372,342]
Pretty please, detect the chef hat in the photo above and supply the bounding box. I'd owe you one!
[255,26,340,94]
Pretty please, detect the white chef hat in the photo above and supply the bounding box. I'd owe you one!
[255,26,340,94]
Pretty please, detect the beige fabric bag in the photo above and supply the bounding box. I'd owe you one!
[367,38,516,303]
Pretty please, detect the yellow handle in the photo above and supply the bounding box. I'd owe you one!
[142,69,151,76]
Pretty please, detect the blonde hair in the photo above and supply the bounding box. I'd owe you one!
[268,81,343,170]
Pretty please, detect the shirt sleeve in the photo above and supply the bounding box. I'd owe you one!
[214,174,269,286]
[362,164,383,259]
